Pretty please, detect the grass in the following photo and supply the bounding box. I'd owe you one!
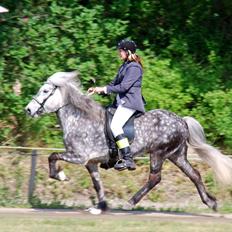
[0,212,231,232]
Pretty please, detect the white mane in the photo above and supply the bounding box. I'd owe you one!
[47,71,80,86]
[47,71,104,121]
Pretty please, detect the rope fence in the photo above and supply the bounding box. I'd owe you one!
[0,146,65,152]
[0,145,204,161]
[0,145,205,160]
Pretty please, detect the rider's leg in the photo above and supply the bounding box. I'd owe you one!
[110,104,136,171]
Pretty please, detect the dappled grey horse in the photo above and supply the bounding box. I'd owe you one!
[25,71,232,214]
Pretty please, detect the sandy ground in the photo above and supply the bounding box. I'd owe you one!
[0,208,231,223]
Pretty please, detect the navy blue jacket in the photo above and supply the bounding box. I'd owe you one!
[106,61,145,113]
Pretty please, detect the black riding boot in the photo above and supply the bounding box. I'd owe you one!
[114,134,136,171]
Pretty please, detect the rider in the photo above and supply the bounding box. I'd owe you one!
[88,39,145,171]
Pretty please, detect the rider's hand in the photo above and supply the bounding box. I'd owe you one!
[95,87,106,94]
[87,87,107,95]
[87,87,95,95]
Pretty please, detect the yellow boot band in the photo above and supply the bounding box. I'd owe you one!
[116,138,130,149]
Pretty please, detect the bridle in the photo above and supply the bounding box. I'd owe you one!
[32,83,58,115]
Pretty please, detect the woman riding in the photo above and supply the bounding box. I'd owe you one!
[88,39,145,171]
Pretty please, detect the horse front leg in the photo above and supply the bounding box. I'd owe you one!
[48,152,68,181]
[86,163,108,213]
[48,151,87,181]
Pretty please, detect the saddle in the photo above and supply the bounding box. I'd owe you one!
[101,107,142,170]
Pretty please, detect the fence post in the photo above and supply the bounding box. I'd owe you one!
[28,149,37,201]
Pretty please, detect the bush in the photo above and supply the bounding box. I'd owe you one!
[1,0,232,151]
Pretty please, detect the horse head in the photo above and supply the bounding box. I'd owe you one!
[25,71,79,117]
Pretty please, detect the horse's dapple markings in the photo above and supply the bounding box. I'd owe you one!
[25,71,232,214]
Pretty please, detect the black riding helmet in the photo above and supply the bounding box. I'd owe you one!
[117,39,137,54]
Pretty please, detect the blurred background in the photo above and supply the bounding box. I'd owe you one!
[0,0,232,211]
[1,0,232,149]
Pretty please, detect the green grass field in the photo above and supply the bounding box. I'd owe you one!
[0,210,231,232]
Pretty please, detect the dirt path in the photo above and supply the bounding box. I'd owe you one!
[0,208,231,223]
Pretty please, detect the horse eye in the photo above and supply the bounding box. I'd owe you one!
[43,89,49,93]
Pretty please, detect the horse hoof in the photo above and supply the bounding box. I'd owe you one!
[97,201,108,211]
[212,201,218,212]
[86,207,102,215]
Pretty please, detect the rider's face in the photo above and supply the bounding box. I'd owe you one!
[118,49,128,61]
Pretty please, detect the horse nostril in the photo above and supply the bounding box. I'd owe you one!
[25,107,31,115]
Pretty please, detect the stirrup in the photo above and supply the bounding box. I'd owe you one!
[114,158,136,171]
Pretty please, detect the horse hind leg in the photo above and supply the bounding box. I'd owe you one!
[169,145,217,211]
[128,152,163,208]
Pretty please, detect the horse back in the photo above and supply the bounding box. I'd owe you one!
[132,109,189,153]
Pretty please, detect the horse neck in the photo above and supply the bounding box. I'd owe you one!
[56,104,79,131]
[56,103,105,134]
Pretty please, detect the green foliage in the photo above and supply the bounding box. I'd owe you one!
[142,55,193,114]
[195,90,232,150]
[0,0,232,150]
[0,1,126,146]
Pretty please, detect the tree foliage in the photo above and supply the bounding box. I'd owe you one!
[0,0,232,150]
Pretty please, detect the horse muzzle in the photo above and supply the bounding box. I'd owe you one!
[25,101,44,117]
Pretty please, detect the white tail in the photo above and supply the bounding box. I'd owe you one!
[183,116,232,185]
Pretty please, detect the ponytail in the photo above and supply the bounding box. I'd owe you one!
[127,50,143,68]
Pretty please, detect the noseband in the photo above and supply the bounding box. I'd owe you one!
[32,84,57,114]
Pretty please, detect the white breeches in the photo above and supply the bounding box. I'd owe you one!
[110,104,136,138]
